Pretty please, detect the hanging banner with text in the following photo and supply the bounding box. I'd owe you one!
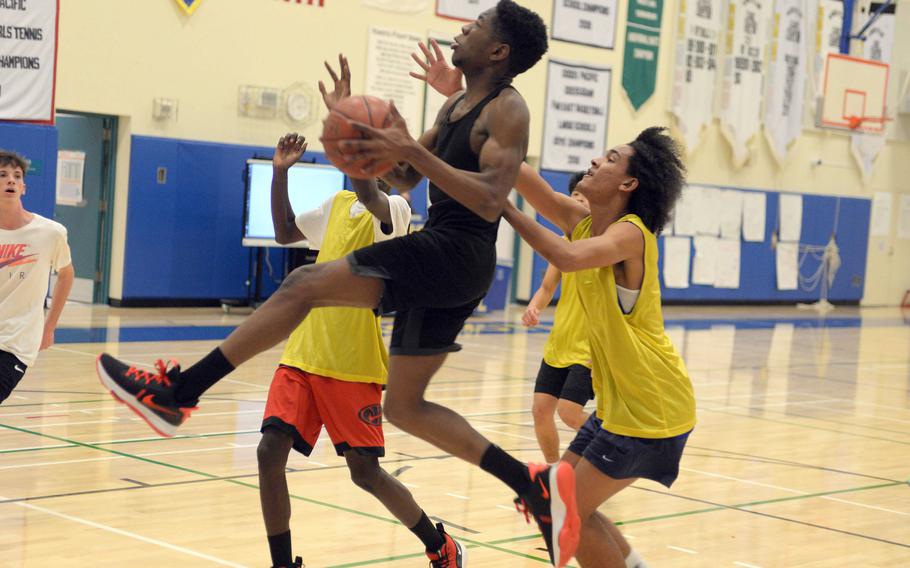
[541,59,612,172]
[435,0,497,21]
[552,0,618,49]
[670,0,722,151]
[813,0,842,93]
[861,2,896,64]
[0,0,58,123]
[718,0,772,166]
[366,27,425,139]
[621,0,663,111]
[763,0,807,164]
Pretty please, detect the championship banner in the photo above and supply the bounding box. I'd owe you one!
[435,0,497,21]
[814,0,842,93]
[541,59,612,172]
[861,2,896,63]
[0,0,58,123]
[621,0,663,111]
[718,0,772,166]
[763,0,807,164]
[670,0,722,151]
[174,0,203,15]
[551,0,618,49]
[851,3,896,179]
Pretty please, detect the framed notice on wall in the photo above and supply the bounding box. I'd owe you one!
[551,0,618,49]
[436,0,497,21]
[540,59,611,172]
[0,0,59,123]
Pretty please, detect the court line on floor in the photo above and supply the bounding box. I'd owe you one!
[0,494,247,567]
[0,421,551,564]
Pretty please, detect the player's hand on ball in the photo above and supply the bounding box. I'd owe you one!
[410,39,463,97]
[340,101,413,165]
[318,54,352,111]
[522,307,540,327]
[273,133,307,170]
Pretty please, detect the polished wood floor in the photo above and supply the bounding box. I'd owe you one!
[1,304,908,567]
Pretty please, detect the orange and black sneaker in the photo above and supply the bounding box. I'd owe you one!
[425,523,465,567]
[514,462,580,568]
[96,353,197,437]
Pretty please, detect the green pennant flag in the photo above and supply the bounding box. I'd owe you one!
[621,0,663,111]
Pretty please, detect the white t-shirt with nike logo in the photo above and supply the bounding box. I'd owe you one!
[0,214,72,366]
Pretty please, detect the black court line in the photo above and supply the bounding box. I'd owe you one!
[429,516,481,534]
[0,447,539,506]
[390,466,412,477]
[120,478,150,487]
[686,444,905,484]
[634,486,910,549]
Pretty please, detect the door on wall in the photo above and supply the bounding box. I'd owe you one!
[53,113,117,303]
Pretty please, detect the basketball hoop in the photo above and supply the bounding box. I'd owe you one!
[846,115,893,131]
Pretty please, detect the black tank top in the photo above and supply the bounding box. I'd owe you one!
[426,85,512,243]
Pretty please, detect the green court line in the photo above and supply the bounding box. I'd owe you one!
[703,407,910,446]
[0,422,551,565]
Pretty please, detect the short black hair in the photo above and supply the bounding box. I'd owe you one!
[626,127,686,235]
[568,171,585,193]
[0,150,29,174]
[492,0,548,77]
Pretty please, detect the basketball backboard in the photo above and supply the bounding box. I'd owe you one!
[819,53,890,133]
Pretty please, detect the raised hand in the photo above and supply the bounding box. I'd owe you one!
[410,39,464,97]
[339,101,414,170]
[318,53,351,111]
[273,133,307,170]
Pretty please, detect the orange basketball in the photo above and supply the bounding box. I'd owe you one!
[321,95,395,179]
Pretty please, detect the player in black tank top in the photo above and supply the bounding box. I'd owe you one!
[95,5,580,565]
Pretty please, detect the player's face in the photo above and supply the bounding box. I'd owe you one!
[575,145,635,203]
[452,8,501,69]
[0,164,26,201]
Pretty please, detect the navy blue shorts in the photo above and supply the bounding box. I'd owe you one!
[568,413,690,488]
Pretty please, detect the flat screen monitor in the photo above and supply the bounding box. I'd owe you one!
[242,159,345,247]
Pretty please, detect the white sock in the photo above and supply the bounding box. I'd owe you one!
[625,549,648,568]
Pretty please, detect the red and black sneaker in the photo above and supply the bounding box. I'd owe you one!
[514,462,580,568]
[96,353,197,437]
[425,522,466,567]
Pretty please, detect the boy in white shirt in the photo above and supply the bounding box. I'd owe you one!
[0,150,74,404]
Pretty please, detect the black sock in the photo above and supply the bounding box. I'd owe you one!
[480,444,532,495]
[267,530,292,567]
[409,512,445,551]
[174,347,235,404]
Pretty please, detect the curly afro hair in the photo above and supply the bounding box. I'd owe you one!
[568,170,586,193]
[492,0,548,77]
[626,127,686,235]
[0,150,29,174]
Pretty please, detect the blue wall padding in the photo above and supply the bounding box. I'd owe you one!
[529,176,871,303]
[0,121,58,219]
[123,135,313,300]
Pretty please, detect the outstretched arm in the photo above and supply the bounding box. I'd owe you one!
[514,163,590,236]
[410,39,464,97]
[342,93,529,222]
[503,202,642,273]
[271,134,307,245]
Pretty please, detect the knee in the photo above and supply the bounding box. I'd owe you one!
[257,431,291,472]
[348,461,382,493]
[532,399,555,424]
[277,264,322,298]
[557,403,584,429]
[383,396,419,429]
